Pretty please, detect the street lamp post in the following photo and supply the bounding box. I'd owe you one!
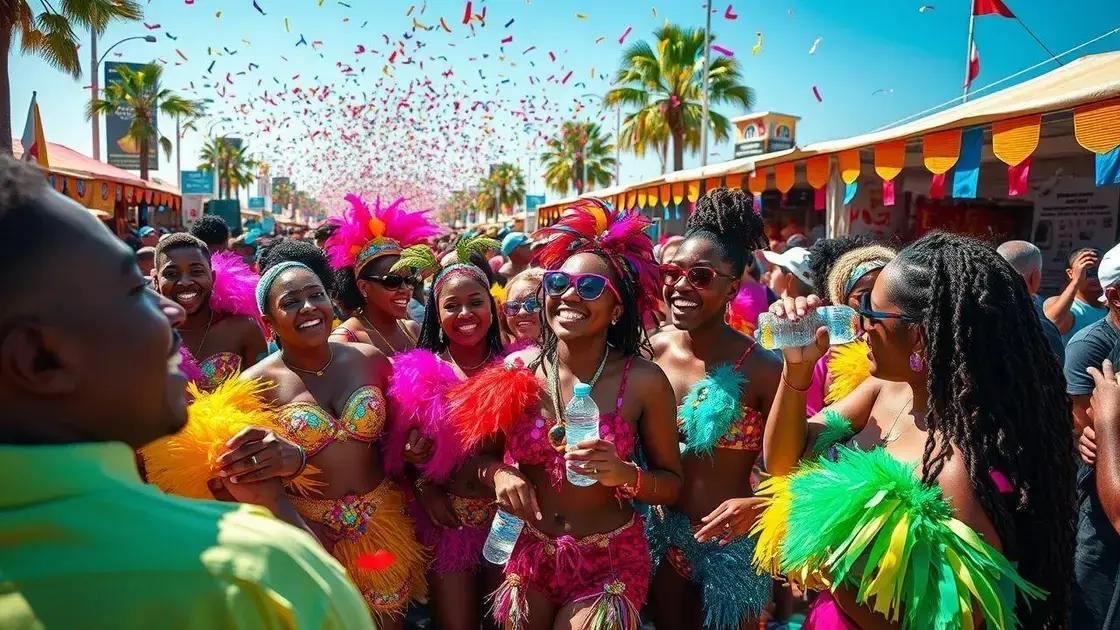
[701,0,713,167]
[89,33,157,161]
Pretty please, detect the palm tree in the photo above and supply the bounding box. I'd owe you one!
[472,183,496,224]
[272,179,292,213]
[225,144,258,201]
[2,0,142,155]
[606,23,755,172]
[539,121,615,196]
[488,163,526,214]
[88,62,202,181]
[619,107,671,174]
[198,137,257,199]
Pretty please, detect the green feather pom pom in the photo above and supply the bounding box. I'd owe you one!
[809,408,856,459]
[392,244,438,276]
[679,363,746,456]
[456,234,501,265]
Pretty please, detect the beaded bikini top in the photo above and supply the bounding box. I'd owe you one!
[273,385,386,456]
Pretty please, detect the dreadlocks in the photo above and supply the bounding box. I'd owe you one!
[888,232,1074,628]
[685,187,766,276]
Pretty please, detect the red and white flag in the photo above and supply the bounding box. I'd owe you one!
[963,41,981,87]
[973,0,1015,18]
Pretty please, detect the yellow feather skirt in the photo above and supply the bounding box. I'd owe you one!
[825,340,872,405]
[288,480,429,616]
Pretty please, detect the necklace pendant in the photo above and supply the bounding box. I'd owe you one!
[548,423,567,451]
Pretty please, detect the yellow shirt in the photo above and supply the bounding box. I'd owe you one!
[0,441,375,630]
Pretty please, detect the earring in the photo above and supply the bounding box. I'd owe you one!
[909,352,925,373]
[361,292,368,299]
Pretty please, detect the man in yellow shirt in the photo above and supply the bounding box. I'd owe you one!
[0,156,375,629]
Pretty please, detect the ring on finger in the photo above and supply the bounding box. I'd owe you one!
[250,455,258,465]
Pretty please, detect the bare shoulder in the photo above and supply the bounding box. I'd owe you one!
[239,352,284,383]
[627,354,673,394]
[402,319,421,338]
[935,444,1003,551]
[335,342,391,386]
[650,328,683,360]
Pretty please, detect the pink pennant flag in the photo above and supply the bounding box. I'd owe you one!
[883,179,896,206]
[1008,157,1031,196]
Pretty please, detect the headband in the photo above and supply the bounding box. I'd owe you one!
[433,263,491,296]
[844,261,887,299]
[256,261,313,314]
[354,239,402,276]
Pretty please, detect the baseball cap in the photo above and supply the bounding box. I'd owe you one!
[138,226,156,238]
[501,232,530,257]
[1097,243,1120,302]
[762,247,814,287]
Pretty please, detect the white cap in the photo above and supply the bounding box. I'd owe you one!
[1099,242,1120,303]
[762,247,814,287]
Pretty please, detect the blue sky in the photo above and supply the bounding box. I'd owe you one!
[9,0,1120,208]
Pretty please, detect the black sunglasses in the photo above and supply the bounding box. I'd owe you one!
[363,274,420,290]
[858,292,918,327]
[503,297,542,316]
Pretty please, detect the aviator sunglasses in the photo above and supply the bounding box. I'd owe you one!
[542,271,622,302]
[503,296,542,316]
[659,263,737,290]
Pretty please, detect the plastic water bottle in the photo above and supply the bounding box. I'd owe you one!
[565,382,600,487]
[482,509,525,565]
[755,305,860,350]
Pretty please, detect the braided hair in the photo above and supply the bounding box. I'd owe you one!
[889,232,1074,628]
[684,187,766,276]
[416,251,504,357]
[807,234,872,301]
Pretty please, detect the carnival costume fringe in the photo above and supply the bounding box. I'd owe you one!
[751,445,1045,629]
[678,363,746,456]
[384,349,463,482]
[824,340,872,405]
[447,358,541,449]
[140,377,322,499]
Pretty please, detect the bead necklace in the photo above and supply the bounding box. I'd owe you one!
[545,348,610,451]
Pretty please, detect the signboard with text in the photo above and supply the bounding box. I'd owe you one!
[526,195,546,211]
[248,196,266,209]
[104,62,158,171]
[180,170,214,195]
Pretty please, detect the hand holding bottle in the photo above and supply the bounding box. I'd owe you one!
[760,295,836,365]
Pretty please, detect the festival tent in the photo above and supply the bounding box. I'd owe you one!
[535,50,1120,243]
[12,138,182,228]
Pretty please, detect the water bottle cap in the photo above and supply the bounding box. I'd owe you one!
[573,382,592,397]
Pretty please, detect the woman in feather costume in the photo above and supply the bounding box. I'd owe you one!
[325,194,442,356]
[446,198,684,630]
[147,258,427,627]
[384,235,505,630]
[153,233,267,390]
[645,188,780,630]
[754,232,1075,629]
[819,245,897,406]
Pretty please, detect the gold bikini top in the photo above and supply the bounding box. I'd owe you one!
[273,385,386,456]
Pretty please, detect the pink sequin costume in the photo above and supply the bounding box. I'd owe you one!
[386,349,496,573]
[488,358,650,629]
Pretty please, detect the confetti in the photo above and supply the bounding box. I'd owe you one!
[206,60,215,73]
[575,13,587,20]
[561,70,573,83]
[752,32,763,55]
[918,4,936,12]
[618,26,632,44]
[462,1,472,24]
[284,17,290,32]
[548,51,556,61]
[522,45,536,53]
[440,17,452,32]
[501,35,513,44]
[872,88,895,96]
[165,32,178,40]
[406,4,415,16]
[252,0,265,16]
[296,34,307,46]
[652,7,657,17]
[505,18,514,27]
[724,4,738,20]
[812,85,823,102]
[143,22,161,30]
[711,44,734,57]
[175,48,188,61]
[809,37,822,55]
[215,10,221,18]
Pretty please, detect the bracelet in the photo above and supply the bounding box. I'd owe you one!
[615,462,642,500]
[288,445,308,479]
[782,372,812,393]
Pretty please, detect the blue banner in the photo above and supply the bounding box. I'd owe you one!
[526,194,546,211]
[952,127,984,199]
[248,196,266,209]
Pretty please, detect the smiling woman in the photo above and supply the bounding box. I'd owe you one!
[153,233,266,390]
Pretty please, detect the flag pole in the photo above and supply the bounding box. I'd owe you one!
[962,1,977,103]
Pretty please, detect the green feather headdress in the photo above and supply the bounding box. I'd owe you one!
[392,234,500,294]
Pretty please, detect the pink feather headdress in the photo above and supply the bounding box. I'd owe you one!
[324,193,443,275]
[209,251,264,329]
[531,197,660,321]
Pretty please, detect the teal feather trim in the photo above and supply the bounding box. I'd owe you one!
[809,408,856,459]
[678,363,746,456]
[780,446,1045,630]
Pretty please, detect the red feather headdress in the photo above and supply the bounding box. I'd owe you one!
[324,193,443,275]
[531,197,659,320]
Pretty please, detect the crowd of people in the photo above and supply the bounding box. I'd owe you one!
[2,151,1118,629]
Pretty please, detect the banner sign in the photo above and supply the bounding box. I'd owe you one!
[180,170,214,195]
[248,196,266,209]
[104,62,158,171]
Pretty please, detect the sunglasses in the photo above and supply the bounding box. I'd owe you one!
[363,274,421,290]
[503,297,542,316]
[858,292,918,327]
[659,263,736,290]
[542,271,622,302]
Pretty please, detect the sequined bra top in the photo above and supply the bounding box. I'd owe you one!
[273,385,387,457]
[198,352,241,392]
[504,357,636,487]
[678,343,765,454]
